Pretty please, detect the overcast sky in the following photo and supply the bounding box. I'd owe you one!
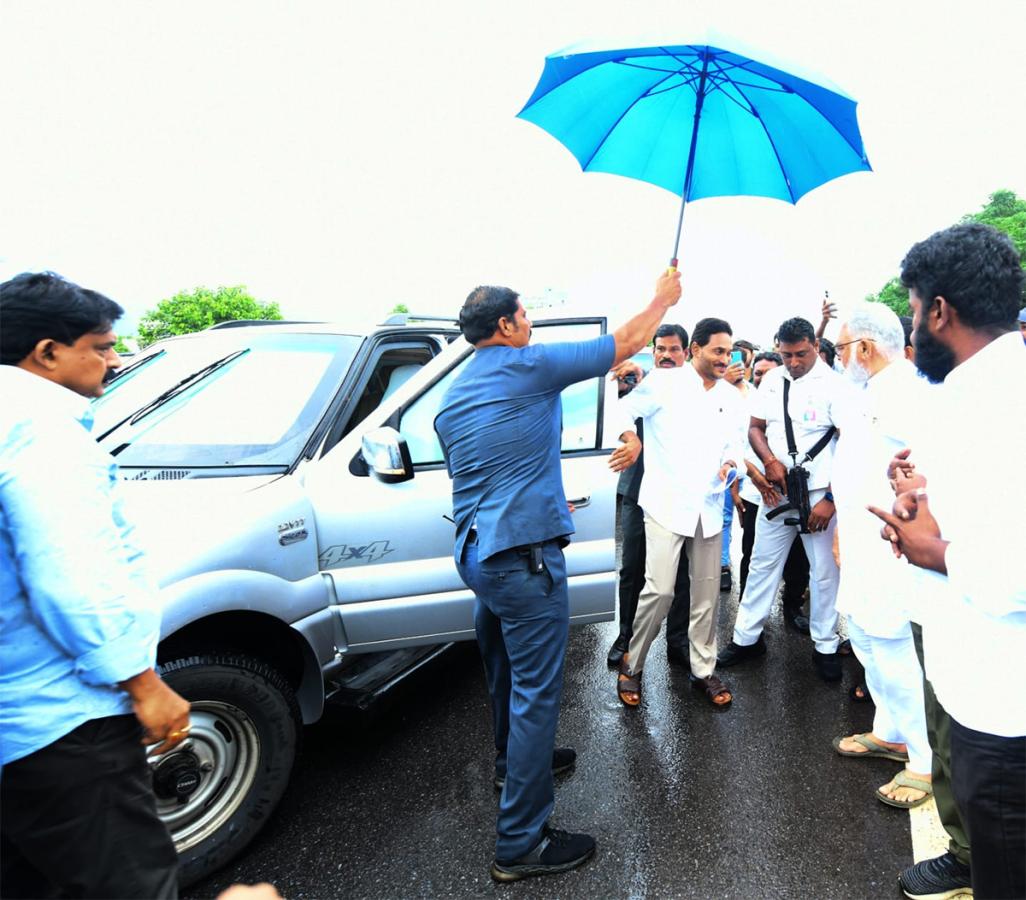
[3,0,1025,345]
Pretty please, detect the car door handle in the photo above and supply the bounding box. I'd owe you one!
[567,496,591,509]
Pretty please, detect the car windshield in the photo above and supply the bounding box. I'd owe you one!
[92,331,362,471]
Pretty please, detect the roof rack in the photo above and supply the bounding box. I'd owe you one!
[206,319,322,330]
[381,313,460,327]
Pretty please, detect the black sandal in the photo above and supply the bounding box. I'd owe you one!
[849,682,873,703]
[690,673,733,708]
[617,657,641,707]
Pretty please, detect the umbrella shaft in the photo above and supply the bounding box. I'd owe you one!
[671,51,711,265]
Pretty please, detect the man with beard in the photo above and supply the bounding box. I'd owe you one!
[830,302,933,812]
[870,223,1024,900]
[606,324,692,669]
[719,317,852,681]
[613,318,745,708]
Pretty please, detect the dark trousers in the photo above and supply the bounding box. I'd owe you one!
[911,623,971,866]
[739,500,809,616]
[457,539,569,862]
[1,715,179,900]
[617,493,689,649]
[950,719,1026,899]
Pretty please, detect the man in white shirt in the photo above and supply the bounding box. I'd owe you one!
[870,222,1025,900]
[830,302,933,811]
[737,351,811,631]
[614,318,745,708]
[719,317,852,681]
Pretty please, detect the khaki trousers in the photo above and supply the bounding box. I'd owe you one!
[626,514,721,678]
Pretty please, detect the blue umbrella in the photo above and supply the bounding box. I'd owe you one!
[517,36,871,266]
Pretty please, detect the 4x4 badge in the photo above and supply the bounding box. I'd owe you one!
[319,540,395,568]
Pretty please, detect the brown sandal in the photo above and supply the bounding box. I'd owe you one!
[690,673,733,708]
[617,657,641,707]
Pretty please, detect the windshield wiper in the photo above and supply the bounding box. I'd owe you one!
[96,349,250,442]
[103,348,166,385]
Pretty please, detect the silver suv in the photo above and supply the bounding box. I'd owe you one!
[93,315,620,886]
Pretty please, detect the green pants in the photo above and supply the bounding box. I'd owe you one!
[911,623,971,866]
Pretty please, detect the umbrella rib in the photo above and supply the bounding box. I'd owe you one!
[578,66,698,172]
[615,59,701,78]
[717,59,866,160]
[707,82,758,116]
[731,81,797,203]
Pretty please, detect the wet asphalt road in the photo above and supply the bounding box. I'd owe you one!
[186,582,912,900]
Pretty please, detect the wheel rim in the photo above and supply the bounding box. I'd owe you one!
[150,700,261,853]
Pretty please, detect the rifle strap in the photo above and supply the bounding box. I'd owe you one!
[782,378,836,465]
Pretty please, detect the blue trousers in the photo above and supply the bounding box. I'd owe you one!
[457,540,569,861]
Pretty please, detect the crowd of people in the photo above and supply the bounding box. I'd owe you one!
[1,222,1022,899]
[437,221,1024,898]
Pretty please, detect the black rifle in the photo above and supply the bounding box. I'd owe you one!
[765,379,836,533]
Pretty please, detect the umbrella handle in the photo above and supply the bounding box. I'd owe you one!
[667,257,678,273]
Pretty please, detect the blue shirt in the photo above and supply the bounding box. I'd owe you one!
[1,366,161,765]
[434,335,615,562]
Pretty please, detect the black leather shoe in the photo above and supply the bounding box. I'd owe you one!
[716,635,767,667]
[665,642,690,669]
[494,747,576,790]
[812,649,843,681]
[606,636,629,668]
[491,825,596,882]
[719,566,732,593]
[784,613,811,634]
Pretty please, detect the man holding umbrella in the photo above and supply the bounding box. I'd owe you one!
[434,268,680,882]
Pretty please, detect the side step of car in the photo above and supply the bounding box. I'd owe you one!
[325,643,454,710]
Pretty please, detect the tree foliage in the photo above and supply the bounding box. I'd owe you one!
[138,285,282,347]
[867,189,1026,315]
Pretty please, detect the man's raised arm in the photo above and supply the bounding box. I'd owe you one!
[611,269,682,366]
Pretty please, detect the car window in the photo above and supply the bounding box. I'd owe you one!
[341,344,436,441]
[399,321,605,466]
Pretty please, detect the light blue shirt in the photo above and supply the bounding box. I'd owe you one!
[1,366,161,765]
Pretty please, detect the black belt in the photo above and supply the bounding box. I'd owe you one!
[466,529,566,553]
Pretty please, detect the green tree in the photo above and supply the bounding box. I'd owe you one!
[137,285,282,347]
[867,189,1026,315]
[968,188,1026,262]
[866,276,911,317]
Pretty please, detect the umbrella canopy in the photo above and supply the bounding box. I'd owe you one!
[517,37,871,259]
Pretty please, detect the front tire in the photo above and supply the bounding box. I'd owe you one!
[154,654,300,888]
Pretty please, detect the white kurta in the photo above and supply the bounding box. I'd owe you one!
[833,359,934,637]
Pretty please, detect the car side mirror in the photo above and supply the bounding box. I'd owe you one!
[361,426,414,483]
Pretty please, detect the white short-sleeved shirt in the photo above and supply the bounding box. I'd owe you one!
[748,357,853,490]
